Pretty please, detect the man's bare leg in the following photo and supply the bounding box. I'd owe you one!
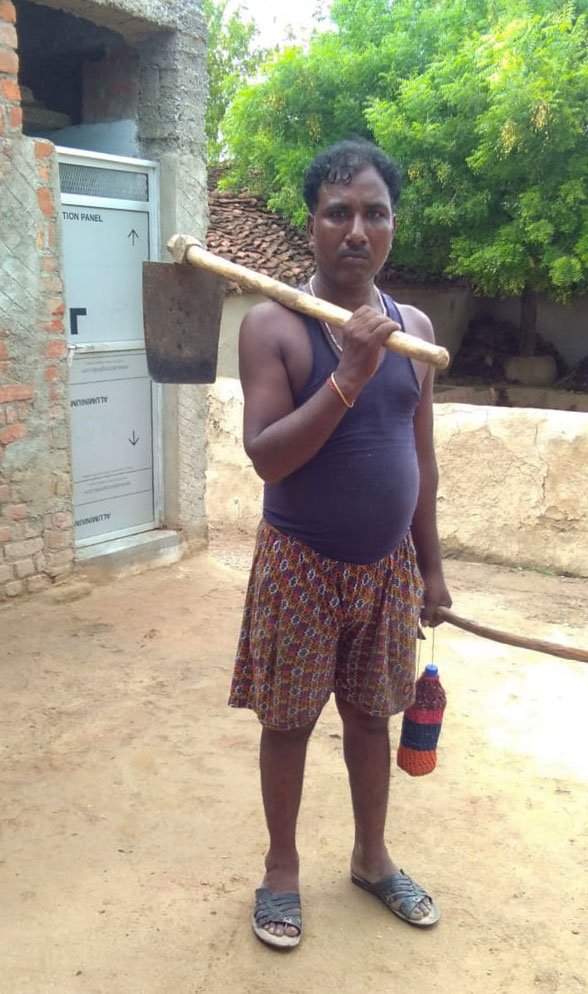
[258,721,315,938]
[336,696,431,920]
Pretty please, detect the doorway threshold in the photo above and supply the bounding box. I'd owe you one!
[76,529,184,581]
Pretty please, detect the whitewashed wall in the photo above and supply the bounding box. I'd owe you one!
[206,379,588,578]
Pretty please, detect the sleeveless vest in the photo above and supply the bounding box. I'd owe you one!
[263,295,421,563]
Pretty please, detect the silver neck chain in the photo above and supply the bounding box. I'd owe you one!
[308,276,386,353]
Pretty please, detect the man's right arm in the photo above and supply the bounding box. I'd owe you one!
[239,302,349,483]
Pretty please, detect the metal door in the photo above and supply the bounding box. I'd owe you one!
[58,149,162,548]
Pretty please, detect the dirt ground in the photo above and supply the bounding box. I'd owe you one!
[1,539,587,994]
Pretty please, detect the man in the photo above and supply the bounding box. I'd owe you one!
[228,138,452,949]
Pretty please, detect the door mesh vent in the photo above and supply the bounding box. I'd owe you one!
[59,163,149,202]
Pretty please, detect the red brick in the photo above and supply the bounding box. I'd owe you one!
[8,105,21,129]
[0,343,8,360]
[3,503,27,521]
[0,21,17,47]
[45,340,66,360]
[0,384,33,403]
[0,49,17,75]
[34,140,54,160]
[0,526,11,543]
[0,2,17,25]
[41,257,58,274]
[49,298,65,316]
[45,319,65,335]
[0,423,25,445]
[0,78,19,101]
[38,164,50,183]
[5,405,15,424]
[37,187,55,219]
[0,485,11,502]
[44,366,59,382]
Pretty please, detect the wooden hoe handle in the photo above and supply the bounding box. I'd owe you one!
[436,606,588,664]
[167,235,450,371]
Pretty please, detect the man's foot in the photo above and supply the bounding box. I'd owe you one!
[351,865,440,927]
[254,862,300,942]
[350,852,438,925]
[252,887,302,949]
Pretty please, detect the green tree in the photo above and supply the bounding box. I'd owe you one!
[203,0,268,163]
[223,0,588,351]
[369,3,588,353]
[223,33,379,221]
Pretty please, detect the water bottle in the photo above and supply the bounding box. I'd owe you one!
[397,663,447,776]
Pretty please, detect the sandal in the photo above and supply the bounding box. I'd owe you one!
[252,887,302,949]
[351,869,441,927]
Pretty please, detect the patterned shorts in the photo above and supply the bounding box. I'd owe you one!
[228,521,423,730]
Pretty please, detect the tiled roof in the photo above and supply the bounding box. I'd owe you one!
[206,190,314,290]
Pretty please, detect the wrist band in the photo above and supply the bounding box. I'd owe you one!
[326,372,354,409]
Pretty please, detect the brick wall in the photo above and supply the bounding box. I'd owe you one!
[0,0,74,599]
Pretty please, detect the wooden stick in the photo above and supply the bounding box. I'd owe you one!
[436,606,588,664]
[167,234,450,371]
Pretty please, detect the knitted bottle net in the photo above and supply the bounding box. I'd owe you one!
[397,665,447,776]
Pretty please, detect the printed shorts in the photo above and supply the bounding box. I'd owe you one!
[228,521,423,730]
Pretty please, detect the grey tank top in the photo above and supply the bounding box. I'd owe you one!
[263,295,421,563]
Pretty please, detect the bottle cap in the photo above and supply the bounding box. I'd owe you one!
[425,663,439,677]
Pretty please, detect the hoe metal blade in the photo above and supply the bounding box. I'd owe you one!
[143,261,226,383]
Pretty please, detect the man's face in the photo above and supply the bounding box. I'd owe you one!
[307,166,395,288]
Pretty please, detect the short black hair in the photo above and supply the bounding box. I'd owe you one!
[302,139,402,213]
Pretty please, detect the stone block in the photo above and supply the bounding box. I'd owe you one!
[5,579,24,597]
[5,537,44,560]
[14,558,34,578]
[27,574,51,594]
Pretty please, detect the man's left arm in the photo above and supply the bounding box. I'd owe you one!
[402,306,452,626]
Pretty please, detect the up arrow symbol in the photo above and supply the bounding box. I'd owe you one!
[128,229,139,246]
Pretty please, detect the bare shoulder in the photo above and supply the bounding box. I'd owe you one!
[239,299,308,353]
[396,304,435,344]
[239,299,313,393]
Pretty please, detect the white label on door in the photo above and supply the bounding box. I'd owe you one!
[62,207,149,344]
[70,352,154,541]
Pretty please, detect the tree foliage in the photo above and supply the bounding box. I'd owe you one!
[368,4,588,308]
[222,0,588,335]
[202,0,268,162]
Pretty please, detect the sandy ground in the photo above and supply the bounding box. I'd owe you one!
[1,539,587,994]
